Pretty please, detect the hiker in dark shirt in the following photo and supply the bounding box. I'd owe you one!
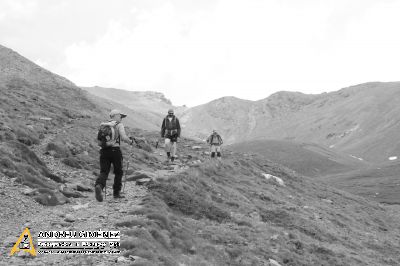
[206,130,223,159]
[161,109,181,162]
[95,109,136,202]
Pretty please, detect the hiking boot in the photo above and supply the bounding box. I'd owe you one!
[113,193,125,199]
[95,184,103,202]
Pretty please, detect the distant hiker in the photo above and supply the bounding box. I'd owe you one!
[95,109,136,202]
[206,130,223,159]
[161,109,181,162]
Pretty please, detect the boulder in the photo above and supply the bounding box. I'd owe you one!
[61,188,84,198]
[192,146,202,150]
[76,183,93,192]
[262,173,285,187]
[22,188,37,196]
[116,256,130,263]
[34,189,69,206]
[269,258,282,266]
[136,178,152,186]
[126,173,151,182]
[65,214,76,223]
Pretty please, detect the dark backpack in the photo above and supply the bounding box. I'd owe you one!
[164,116,178,137]
[97,122,120,148]
[209,134,222,145]
[165,116,177,130]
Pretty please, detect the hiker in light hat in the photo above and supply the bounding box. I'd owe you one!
[206,130,223,159]
[95,109,136,201]
[161,109,181,162]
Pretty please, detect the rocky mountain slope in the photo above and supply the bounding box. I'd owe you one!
[82,86,188,130]
[2,44,400,265]
[181,82,400,164]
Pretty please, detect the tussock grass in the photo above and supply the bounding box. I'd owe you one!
[62,157,82,169]
[46,142,70,158]
[146,213,171,230]
[148,180,231,222]
[0,157,15,170]
[117,218,147,228]
[15,128,39,146]
[149,228,170,249]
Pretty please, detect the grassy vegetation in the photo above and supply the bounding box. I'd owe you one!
[115,157,400,265]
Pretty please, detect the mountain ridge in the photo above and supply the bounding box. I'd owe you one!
[180,82,400,163]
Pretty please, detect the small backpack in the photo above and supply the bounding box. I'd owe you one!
[164,116,178,137]
[209,134,222,145]
[97,122,120,148]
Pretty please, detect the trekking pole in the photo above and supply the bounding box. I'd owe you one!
[123,159,129,193]
[123,139,138,193]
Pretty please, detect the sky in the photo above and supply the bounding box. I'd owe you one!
[1,0,400,107]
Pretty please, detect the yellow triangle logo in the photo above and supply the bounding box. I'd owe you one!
[10,227,36,257]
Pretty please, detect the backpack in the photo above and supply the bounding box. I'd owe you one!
[164,116,178,137]
[209,134,222,145]
[97,122,120,148]
[165,116,177,130]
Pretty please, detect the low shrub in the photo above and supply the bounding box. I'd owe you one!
[116,219,147,228]
[46,142,70,158]
[15,128,39,146]
[16,173,54,189]
[0,157,15,170]
[62,157,82,169]
[146,213,171,230]
[150,228,170,249]
[148,181,231,223]
[133,249,156,260]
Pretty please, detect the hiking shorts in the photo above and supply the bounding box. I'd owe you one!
[164,138,177,157]
[210,145,221,153]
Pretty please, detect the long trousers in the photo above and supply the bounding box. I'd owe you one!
[95,147,123,194]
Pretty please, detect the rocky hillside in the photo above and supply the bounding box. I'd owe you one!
[181,82,400,164]
[82,86,188,129]
[0,44,155,206]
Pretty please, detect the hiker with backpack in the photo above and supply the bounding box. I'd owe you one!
[95,109,137,202]
[206,130,223,159]
[161,109,181,162]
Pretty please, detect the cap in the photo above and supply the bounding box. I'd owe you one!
[109,109,127,118]
[168,109,174,114]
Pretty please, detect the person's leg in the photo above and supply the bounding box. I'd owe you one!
[210,145,216,158]
[95,149,111,202]
[112,149,124,197]
[216,146,222,159]
[171,141,177,161]
[165,138,171,158]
